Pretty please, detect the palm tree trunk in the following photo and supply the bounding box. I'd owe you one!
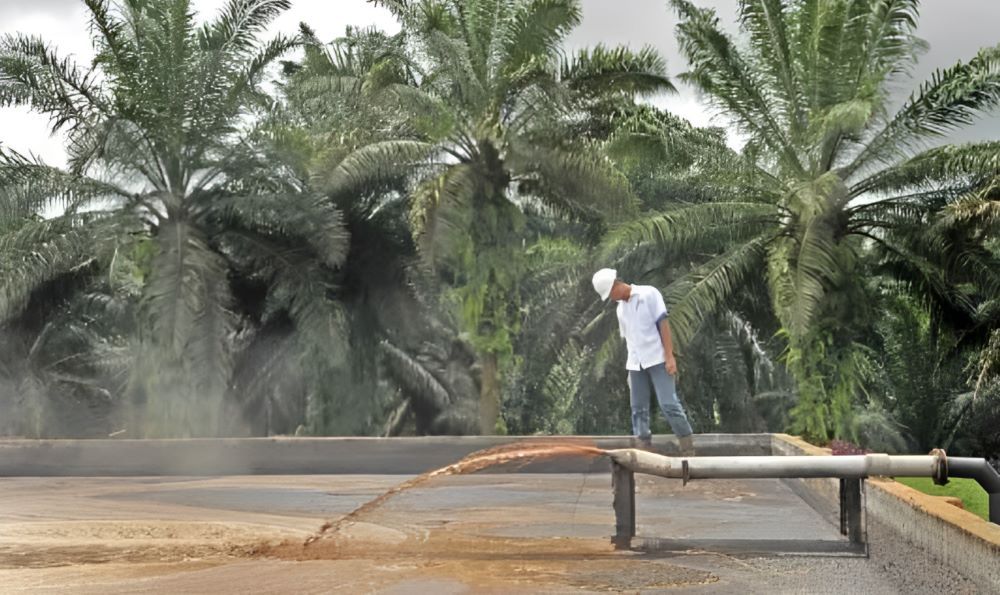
[478,351,500,435]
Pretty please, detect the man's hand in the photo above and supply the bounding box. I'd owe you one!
[665,355,678,377]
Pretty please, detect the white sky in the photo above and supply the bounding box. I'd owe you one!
[1,0,999,167]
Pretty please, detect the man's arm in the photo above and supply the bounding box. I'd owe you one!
[659,318,677,376]
[650,289,677,376]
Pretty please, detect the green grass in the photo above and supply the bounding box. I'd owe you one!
[894,477,989,521]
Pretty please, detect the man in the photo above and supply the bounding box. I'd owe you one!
[592,268,696,456]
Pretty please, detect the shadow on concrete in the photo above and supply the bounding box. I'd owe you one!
[634,536,867,557]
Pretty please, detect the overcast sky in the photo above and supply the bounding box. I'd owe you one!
[1,0,998,166]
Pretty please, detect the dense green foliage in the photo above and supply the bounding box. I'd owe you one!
[606,0,1000,443]
[1,0,997,462]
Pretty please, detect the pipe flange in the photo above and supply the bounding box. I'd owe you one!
[682,459,690,486]
[930,448,949,486]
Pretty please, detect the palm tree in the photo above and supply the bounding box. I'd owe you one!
[329,0,675,433]
[274,24,485,435]
[941,165,1000,391]
[611,0,1000,441]
[0,0,347,436]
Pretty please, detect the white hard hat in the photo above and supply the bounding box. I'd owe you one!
[592,268,617,301]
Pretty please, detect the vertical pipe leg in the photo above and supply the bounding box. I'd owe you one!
[839,478,865,545]
[839,478,847,536]
[990,493,1000,525]
[612,461,635,549]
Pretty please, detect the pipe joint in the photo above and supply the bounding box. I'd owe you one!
[929,448,949,486]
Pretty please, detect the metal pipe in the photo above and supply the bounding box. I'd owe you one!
[606,450,941,481]
[607,449,998,525]
[948,457,1000,524]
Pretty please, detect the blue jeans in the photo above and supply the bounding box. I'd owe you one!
[628,363,693,440]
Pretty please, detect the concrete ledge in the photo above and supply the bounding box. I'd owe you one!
[771,433,1000,590]
[0,433,772,476]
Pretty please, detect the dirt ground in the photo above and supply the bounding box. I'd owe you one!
[0,473,986,593]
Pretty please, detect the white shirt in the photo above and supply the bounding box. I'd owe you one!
[616,285,669,371]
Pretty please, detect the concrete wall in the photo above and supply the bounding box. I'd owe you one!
[0,433,772,476]
[771,434,1000,590]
